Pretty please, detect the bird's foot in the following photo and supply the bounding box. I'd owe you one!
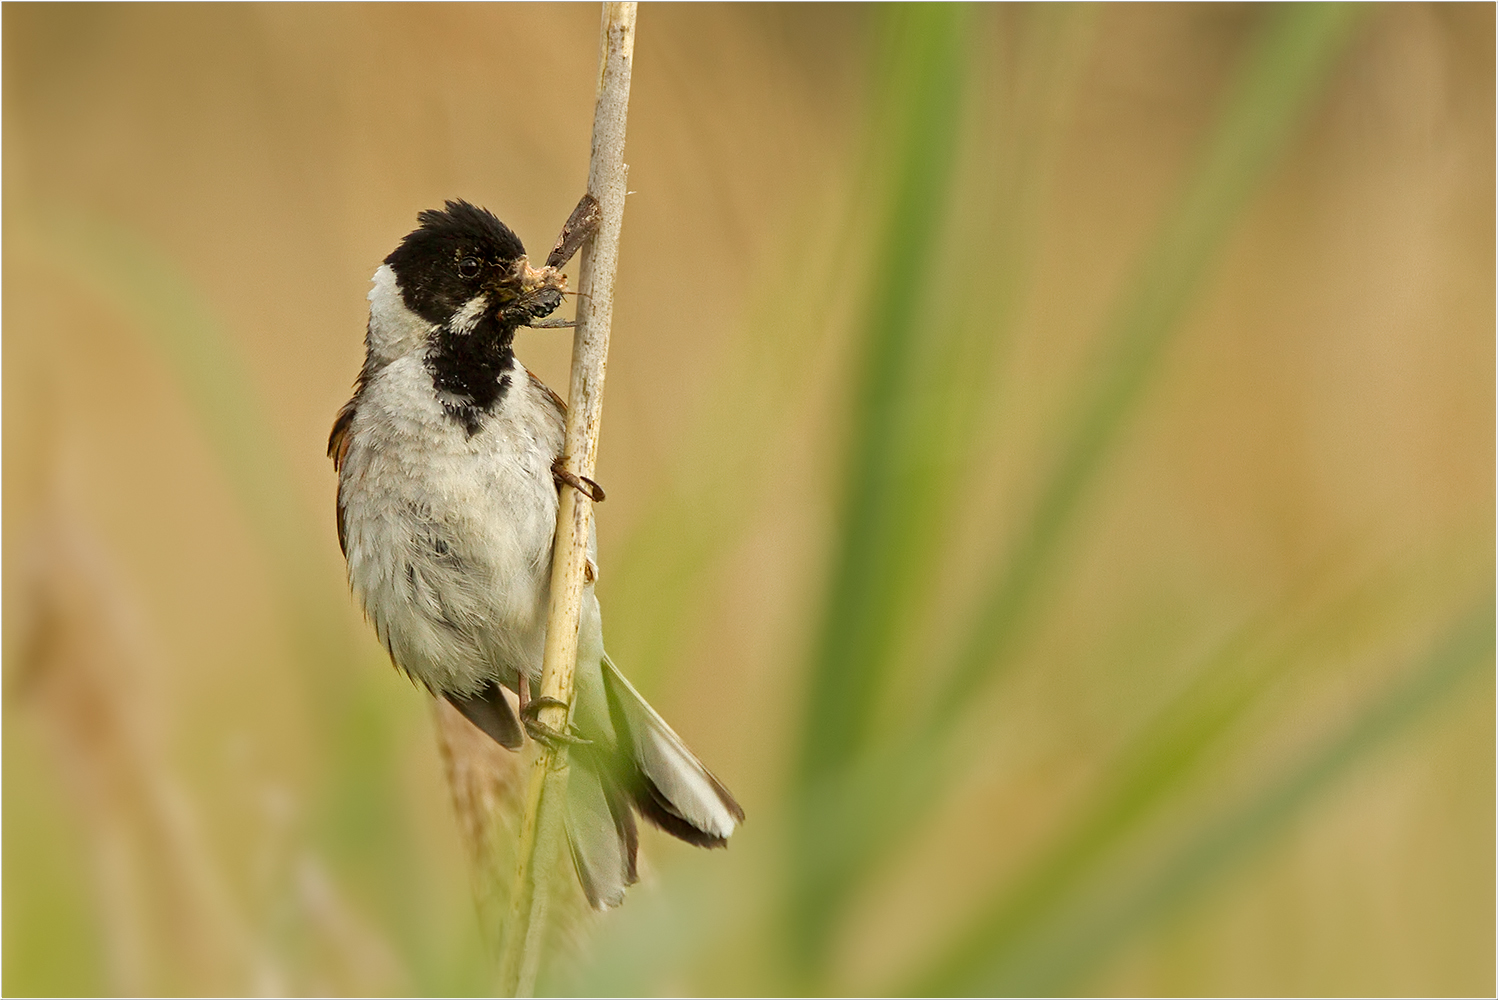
[552,459,606,503]
[520,696,593,748]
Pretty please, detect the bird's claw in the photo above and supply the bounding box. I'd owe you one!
[552,459,606,503]
[520,696,593,748]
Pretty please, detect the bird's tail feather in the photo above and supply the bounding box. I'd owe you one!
[563,745,638,910]
[600,654,744,845]
[561,652,743,909]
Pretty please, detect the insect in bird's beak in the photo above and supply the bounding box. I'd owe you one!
[546,193,602,269]
[494,255,568,327]
[515,193,602,330]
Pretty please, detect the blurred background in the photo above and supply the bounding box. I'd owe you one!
[4,3,1492,995]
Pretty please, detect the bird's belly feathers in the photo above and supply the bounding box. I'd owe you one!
[338,355,564,695]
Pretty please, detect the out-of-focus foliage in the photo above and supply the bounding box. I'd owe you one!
[4,4,1491,996]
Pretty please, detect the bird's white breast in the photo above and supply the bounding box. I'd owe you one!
[338,352,565,695]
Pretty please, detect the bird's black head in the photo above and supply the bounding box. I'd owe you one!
[379,201,570,435]
[384,200,565,330]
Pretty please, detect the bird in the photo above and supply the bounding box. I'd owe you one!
[328,199,742,908]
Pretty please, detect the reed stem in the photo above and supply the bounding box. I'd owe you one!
[495,4,637,995]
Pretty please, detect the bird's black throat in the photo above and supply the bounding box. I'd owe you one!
[426,320,518,436]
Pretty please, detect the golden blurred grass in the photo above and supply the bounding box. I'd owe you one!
[4,3,1492,996]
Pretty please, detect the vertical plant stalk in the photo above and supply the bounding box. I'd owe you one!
[496,3,637,996]
[932,2,1364,718]
[789,4,970,980]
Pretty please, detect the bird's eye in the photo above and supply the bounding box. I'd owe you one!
[458,256,482,279]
